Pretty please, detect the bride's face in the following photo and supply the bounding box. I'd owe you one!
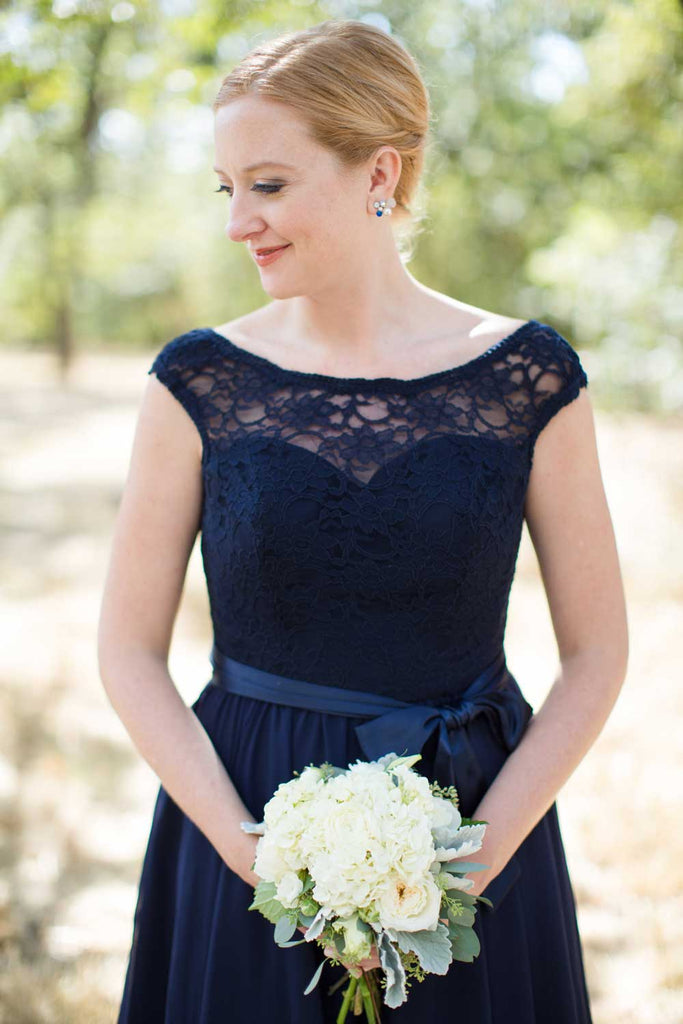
[213,95,391,299]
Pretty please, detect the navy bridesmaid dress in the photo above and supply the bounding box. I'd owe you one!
[117,319,593,1023]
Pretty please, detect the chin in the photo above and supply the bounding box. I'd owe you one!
[260,281,305,300]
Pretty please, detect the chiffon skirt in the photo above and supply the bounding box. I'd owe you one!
[117,675,593,1024]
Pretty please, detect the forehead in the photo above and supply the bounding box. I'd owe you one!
[213,97,314,173]
[212,160,298,174]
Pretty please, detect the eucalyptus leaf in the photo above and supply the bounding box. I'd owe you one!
[449,923,481,962]
[446,903,476,928]
[274,915,297,944]
[450,891,477,908]
[303,958,326,995]
[441,861,488,873]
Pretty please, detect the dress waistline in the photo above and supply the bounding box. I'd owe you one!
[208,643,533,814]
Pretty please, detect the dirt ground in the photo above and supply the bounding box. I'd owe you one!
[0,349,681,1023]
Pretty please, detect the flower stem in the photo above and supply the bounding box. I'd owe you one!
[336,973,357,1024]
[358,973,378,1023]
[364,969,382,1022]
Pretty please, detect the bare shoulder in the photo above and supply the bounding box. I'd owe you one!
[415,288,529,341]
[213,304,274,343]
[470,314,529,342]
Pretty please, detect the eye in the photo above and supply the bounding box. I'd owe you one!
[214,183,284,197]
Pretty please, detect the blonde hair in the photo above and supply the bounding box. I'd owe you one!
[212,19,435,258]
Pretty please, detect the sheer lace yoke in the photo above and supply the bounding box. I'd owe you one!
[146,319,588,699]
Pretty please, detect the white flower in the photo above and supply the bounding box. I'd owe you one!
[376,872,443,932]
[334,915,373,962]
[430,796,462,831]
[253,835,289,882]
[254,754,479,928]
[275,871,304,908]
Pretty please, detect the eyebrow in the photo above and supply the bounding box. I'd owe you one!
[212,161,297,174]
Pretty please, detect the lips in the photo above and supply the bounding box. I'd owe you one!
[252,243,292,267]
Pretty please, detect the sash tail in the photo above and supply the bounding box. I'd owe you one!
[209,643,534,816]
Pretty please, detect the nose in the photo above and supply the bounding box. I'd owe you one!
[224,195,266,244]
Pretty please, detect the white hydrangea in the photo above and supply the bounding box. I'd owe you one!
[251,752,487,927]
[275,871,305,908]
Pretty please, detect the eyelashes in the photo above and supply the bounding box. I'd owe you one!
[214,183,284,198]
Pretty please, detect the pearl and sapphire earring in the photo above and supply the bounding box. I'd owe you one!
[373,197,397,217]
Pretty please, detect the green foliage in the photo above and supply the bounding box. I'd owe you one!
[448,920,481,962]
[247,880,290,924]
[3,1,681,407]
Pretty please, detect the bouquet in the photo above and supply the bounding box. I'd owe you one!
[240,752,493,1022]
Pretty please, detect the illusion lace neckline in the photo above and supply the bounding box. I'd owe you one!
[202,319,538,392]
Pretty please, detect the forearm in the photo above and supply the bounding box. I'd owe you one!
[100,649,261,888]
[473,649,626,881]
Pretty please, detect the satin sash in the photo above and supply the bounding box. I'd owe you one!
[208,643,533,816]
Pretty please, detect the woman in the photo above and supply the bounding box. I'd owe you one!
[98,19,628,1024]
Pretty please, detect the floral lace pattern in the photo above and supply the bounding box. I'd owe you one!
[148,320,588,701]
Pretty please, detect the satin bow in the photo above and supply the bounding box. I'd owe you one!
[209,642,532,816]
[354,656,532,814]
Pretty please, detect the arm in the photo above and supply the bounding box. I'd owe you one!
[470,388,629,891]
[97,374,261,888]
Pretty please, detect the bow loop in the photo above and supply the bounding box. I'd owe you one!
[353,661,532,815]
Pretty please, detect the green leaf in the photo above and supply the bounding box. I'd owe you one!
[441,861,488,873]
[274,915,297,944]
[303,958,326,995]
[391,922,452,974]
[248,881,289,925]
[449,923,481,962]
[475,895,493,909]
[450,891,477,908]
[446,902,476,928]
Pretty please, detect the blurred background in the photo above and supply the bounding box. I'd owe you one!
[1,0,682,1021]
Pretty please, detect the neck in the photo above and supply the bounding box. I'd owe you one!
[274,260,443,361]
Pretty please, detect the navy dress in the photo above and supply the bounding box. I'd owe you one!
[117,319,593,1023]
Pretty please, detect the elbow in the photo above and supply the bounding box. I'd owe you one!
[562,640,629,704]
[97,620,165,701]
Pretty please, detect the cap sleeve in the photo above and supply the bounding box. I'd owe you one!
[527,324,589,456]
[148,330,216,451]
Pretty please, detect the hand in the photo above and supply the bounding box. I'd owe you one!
[297,925,381,975]
[237,833,262,889]
[464,869,494,898]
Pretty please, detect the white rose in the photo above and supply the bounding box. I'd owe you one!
[430,796,462,831]
[376,872,443,932]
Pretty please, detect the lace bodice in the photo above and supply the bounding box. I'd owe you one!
[148,319,588,701]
